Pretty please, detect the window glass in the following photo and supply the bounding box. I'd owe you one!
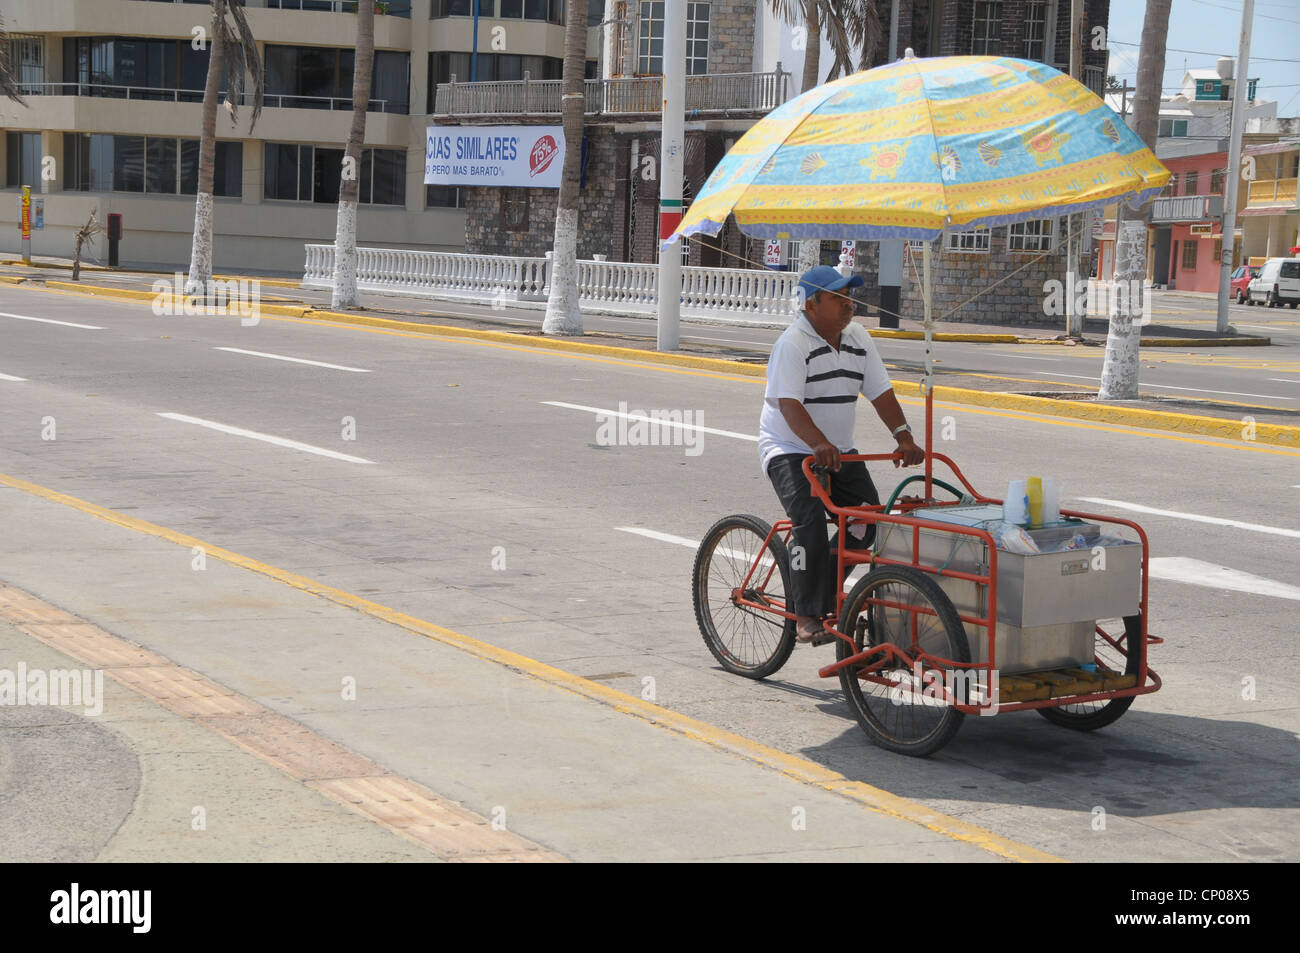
[496,55,522,81]
[638,1,665,74]
[359,149,373,205]
[313,146,344,204]
[426,185,467,208]
[372,51,410,113]
[686,2,709,75]
[146,137,178,193]
[180,139,201,194]
[113,135,145,192]
[525,0,548,19]
[945,227,990,253]
[500,0,523,15]
[371,148,406,205]
[971,1,1002,56]
[214,141,243,197]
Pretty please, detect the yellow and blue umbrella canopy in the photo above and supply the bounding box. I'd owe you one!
[666,54,1170,246]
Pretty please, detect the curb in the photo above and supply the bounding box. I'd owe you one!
[2,259,302,289]
[14,277,1298,448]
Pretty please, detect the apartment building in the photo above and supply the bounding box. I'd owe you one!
[1,0,597,272]
[1240,139,1299,264]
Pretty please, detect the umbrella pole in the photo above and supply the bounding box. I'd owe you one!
[923,241,934,497]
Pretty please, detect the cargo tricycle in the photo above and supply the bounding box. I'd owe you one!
[692,437,1162,757]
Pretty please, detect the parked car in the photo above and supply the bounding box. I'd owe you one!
[1230,264,1260,303]
[1246,258,1300,308]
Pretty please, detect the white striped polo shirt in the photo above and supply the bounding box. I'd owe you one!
[758,315,893,473]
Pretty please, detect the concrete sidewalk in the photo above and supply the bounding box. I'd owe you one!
[0,477,1036,863]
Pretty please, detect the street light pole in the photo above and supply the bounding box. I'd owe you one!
[1217,0,1254,334]
[655,0,686,351]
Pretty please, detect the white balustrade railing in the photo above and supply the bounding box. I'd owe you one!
[304,245,801,324]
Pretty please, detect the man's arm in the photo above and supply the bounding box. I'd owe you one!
[869,389,925,467]
[777,398,841,471]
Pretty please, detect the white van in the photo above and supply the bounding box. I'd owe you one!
[1246,257,1300,308]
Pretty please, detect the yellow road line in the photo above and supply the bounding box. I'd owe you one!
[0,469,1060,864]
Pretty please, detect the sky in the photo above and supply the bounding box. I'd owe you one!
[1104,0,1300,114]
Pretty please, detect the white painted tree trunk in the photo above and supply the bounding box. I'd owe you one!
[1097,217,1146,399]
[543,208,582,334]
[797,239,821,276]
[332,199,359,309]
[187,191,214,297]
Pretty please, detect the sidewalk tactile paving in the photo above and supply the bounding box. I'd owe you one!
[0,578,565,863]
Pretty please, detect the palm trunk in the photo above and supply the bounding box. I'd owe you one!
[542,0,587,335]
[1098,0,1170,400]
[801,1,821,93]
[332,2,374,310]
[187,1,225,297]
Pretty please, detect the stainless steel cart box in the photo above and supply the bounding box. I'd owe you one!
[875,504,1142,674]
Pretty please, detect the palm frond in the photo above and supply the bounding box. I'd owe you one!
[1,16,28,104]
[227,0,263,132]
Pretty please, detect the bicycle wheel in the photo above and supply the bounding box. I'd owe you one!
[836,565,970,757]
[1037,614,1142,731]
[692,515,797,679]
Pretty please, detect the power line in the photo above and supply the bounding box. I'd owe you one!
[1184,0,1300,24]
[1105,39,1300,63]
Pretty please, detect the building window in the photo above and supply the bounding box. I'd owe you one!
[1008,218,1054,253]
[426,185,467,208]
[1160,173,1177,197]
[1158,118,1188,138]
[6,35,44,93]
[971,1,1002,56]
[431,0,475,16]
[1023,1,1047,61]
[263,1,412,14]
[263,143,405,204]
[4,132,42,188]
[686,2,710,75]
[62,36,211,102]
[61,133,241,196]
[1210,168,1226,194]
[1181,241,1198,271]
[946,227,990,253]
[637,1,665,75]
[501,190,529,230]
[1182,170,1199,195]
[265,45,409,113]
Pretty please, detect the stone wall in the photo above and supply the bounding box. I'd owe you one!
[843,217,1092,326]
[464,126,622,261]
[707,0,757,75]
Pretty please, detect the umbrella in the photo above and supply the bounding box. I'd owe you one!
[663,50,1169,471]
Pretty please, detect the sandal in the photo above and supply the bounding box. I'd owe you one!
[796,620,836,646]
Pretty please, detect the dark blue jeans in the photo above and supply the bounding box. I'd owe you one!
[766,453,880,619]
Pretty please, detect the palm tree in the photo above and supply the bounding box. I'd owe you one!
[186,0,263,298]
[769,0,883,94]
[331,2,375,310]
[541,0,587,335]
[1098,0,1170,400]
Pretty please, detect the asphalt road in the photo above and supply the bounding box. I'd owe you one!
[1,283,1298,862]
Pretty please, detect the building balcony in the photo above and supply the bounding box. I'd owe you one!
[8,82,407,114]
[431,69,792,120]
[1246,177,1298,210]
[1152,193,1225,223]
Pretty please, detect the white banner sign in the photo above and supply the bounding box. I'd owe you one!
[425,125,565,189]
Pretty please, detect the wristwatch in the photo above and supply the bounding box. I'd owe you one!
[891,423,912,438]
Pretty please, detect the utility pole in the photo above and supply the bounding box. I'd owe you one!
[655,0,686,350]
[1067,0,1084,337]
[1217,0,1254,335]
[878,0,903,329]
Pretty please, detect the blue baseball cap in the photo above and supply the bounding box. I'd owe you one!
[797,265,863,303]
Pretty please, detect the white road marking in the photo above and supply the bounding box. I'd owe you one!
[1040,372,1291,401]
[543,400,759,441]
[0,371,27,381]
[616,527,698,548]
[0,311,103,330]
[214,347,371,373]
[1148,557,1300,602]
[617,526,858,588]
[1077,497,1300,540]
[1268,378,1299,384]
[156,413,376,464]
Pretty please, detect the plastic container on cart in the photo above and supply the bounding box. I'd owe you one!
[875,504,1142,674]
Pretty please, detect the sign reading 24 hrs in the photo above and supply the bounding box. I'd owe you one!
[425,125,566,189]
